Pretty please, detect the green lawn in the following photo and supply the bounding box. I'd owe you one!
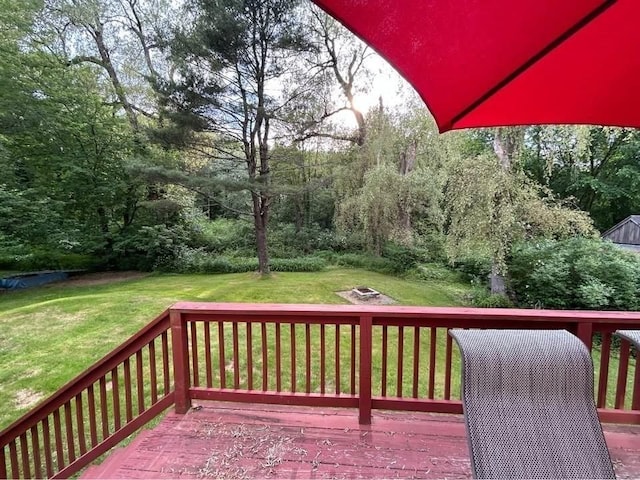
[0,268,473,429]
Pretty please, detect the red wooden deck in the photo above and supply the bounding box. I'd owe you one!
[82,401,640,479]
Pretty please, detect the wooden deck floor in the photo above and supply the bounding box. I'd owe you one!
[82,401,640,479]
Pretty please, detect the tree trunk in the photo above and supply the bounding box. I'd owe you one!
[493,128,524,172]
[92,24,139,132]
[252,192,270,275]
[399,139,417,175]
[490,128,523,294]
[294,194,304,232]
[96,206,112,253]
[490,263,506,295]
[398,139,417,231]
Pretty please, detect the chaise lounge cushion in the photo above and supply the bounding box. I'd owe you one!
[449,329,615,479]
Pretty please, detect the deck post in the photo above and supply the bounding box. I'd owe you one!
[170,309,191,413]
[576,322,593,351]
[359,315,373,425]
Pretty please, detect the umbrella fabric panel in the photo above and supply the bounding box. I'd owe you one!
[312,0,635,132]
[456,0,640,130]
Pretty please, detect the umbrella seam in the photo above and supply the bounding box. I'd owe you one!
[448,0,617,130]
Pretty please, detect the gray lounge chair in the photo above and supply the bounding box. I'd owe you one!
[615,330,640,349]
[449,329,615,479]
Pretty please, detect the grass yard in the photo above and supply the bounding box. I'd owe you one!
[0,268,472,430]
[0,268,633,435]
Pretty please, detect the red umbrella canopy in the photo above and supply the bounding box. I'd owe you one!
[312,0,640,133]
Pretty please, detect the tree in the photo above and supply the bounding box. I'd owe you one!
[522,126,640,231]
[447,126,593,295]
[335,105,446,254]
[2,69,138,244]
[0,8,153,256]
[42,0,172,131]
[269,145,336,231]
[163,0,313,274]
[286,6,372,146]
[444,152,595,292]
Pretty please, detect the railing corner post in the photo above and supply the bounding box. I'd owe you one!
[170,309,191,414]
[358,315,373,425]
[576,322,593,351]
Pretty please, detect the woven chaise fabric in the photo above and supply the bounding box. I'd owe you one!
[615,330,640,348]
[449,329,615,479]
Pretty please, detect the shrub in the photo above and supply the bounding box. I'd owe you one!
[110,224,192,271]
[452,256,492,284]
[197,257,258,274]
[413,263,462,282]
[163,249,326,274]
[270,257,326,272]
[469,289,514,308]
[415,232,448,263]
[332,253,397,274]
[269,223,344,258]
[0,250,101,272]
[167,250,258,274]
[508,238,640,310]
[381,243,426,273]
[194,218,255,255]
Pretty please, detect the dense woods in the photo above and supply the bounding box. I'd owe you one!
[2,0,640,309]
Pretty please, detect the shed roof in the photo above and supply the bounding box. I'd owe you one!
[602,215,640,238]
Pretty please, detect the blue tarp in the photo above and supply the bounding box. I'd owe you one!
[0,271,69,290]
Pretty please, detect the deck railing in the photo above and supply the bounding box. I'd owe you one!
[2,302,640,478]
[172,303,640,425]
[0,310,173,479]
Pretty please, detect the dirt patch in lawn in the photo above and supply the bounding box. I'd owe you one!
[48,271,150,288]
[14,388,45,409]
[336,290,397,305]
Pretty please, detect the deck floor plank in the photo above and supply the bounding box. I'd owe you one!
[82,401,640,479]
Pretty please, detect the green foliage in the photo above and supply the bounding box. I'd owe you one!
[165,248,326,274]
[269,257,327,272]
[445,152,594,274]
[445,153,516,271]
[509,238,640,310]
[269,223,337,257]
[335,108,447,255]
[452,256,492,283]
[163,249,252,273]
[3,0,638,282]
[192,219,345,260]
[0,251,100,272]
[162,0,316,274]
[523,126,640,232]
[0,41,168,261]
[412,263,462,283]
[413,231,448,263]
[469,289,514,308]
[179,254,259,274]
[0,185,66,247]
[193,218,255,255]
[331,253,397,274]
[110,225,193,271]
[337,163,443,255]
[270,147,336,230]
[320,243,436,276]
[382,242,427,272]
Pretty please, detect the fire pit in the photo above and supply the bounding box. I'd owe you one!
[352,286,380,299]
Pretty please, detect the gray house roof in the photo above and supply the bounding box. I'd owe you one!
[602,215,640,246]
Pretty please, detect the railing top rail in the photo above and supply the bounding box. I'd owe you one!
[0,308,172,446]
[171,302,640,323]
